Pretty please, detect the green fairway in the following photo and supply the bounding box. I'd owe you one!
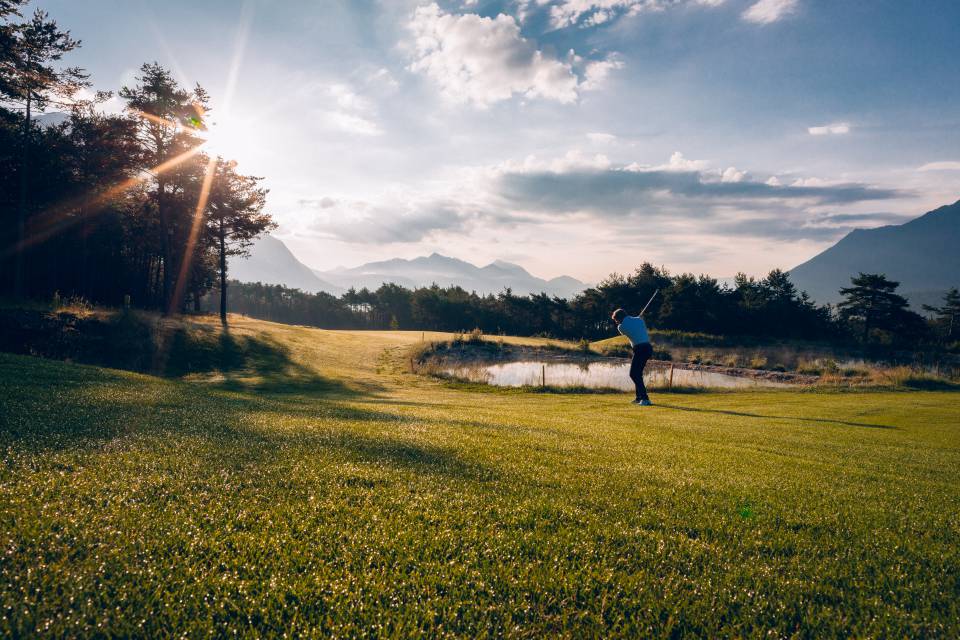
[1,318,958,638]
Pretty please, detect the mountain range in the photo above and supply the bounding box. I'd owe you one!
[789,199,960,308]
[229,236,587,298]
[231,199,959,308]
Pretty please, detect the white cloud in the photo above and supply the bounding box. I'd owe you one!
[367,67,400,91]
[322,111,382,136]
[319,83,382,135]
[409,4,581,107]
[500,149,613,173]
[917,161,960,171]
[625,151,710,172]
[547,0,724,29]
[586,132,617,144]
[742,0,798,24]
[808,122,850,136]
[720,166,746,183]
[581,57,624,90]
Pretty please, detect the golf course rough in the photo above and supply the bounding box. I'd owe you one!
[1,317,958,638]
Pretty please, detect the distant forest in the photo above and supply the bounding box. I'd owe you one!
[215,268,960,349]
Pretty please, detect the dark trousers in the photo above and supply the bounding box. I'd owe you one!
[630,342,653,401]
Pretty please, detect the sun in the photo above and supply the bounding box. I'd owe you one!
[198,112,261,168]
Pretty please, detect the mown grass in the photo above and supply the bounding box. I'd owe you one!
[1,316,958,638]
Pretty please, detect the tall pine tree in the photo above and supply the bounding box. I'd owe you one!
[4,8,88,296]
[206,158,273,325]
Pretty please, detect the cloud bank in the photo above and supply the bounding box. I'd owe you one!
[408,4,620,106]
[302,152,907,248]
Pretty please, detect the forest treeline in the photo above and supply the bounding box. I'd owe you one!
[215,268,960,348]
[0,2,273,322]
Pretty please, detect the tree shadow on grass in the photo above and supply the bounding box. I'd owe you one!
[0,355,494,482]
[164,329,383,398]
[654,403,897,430]
[165,328,385,399]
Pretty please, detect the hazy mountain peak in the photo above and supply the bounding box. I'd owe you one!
[228,235,342,295]
[233,237,587,298]
[789,199,960,307]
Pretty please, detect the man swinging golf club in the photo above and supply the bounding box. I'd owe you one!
[612,290,657,406]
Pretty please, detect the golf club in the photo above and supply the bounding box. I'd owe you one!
[639,289,659,316]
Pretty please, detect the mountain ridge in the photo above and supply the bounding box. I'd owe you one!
[230,236,588,298]
[789,199,960,306]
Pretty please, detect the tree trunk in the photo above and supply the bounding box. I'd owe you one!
[219,218,228,326]
[80,203,88,295]
[863,306,872,343]
[158,176,173,314]
[14,90,31,298]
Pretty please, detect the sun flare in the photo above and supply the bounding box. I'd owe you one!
[199,113,260,166]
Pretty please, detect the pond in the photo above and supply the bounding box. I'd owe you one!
[444,360,793,390]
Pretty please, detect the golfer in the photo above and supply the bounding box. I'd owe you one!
[612,308,653,406]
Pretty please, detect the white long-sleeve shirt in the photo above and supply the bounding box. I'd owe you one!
[617,315,650,346]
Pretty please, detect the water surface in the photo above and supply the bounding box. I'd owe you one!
[445,360,791,390]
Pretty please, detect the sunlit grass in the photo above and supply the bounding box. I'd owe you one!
[1,316,958,637]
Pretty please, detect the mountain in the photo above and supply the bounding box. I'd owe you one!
[230,237,587,298]
[315,252,587,298]
[229,235,342,295]
[789,199,960,307]
[34,112,71,128]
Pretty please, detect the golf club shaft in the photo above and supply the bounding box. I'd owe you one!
[640,289,659,316]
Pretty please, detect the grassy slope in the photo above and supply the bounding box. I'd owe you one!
[1,316,958,638]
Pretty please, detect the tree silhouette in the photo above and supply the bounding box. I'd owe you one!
[3,8,88,296]
[206,158,273,325]
[923,288,960,342]
[120,63,208,312]
[838,273,913,343]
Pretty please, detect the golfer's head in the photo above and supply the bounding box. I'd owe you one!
[612,308,626,324]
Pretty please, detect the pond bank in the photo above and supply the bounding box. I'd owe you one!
[414,340,818,389]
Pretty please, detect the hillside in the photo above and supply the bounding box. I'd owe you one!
[228,235,342,295]
[790,199,960,305]
[1,317,957,636]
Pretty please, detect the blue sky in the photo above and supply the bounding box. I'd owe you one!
[32,0,960,280]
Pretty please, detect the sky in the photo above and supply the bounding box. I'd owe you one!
[30,0,960,282]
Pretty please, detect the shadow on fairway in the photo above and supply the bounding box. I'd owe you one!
[655,403,897,430]
[0,353,495,482]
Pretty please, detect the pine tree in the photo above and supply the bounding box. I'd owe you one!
[206,158,274,325]
[923,288,960,342]
[4,8,88,297]
[838,273,912,343]
[120,63,208,312]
